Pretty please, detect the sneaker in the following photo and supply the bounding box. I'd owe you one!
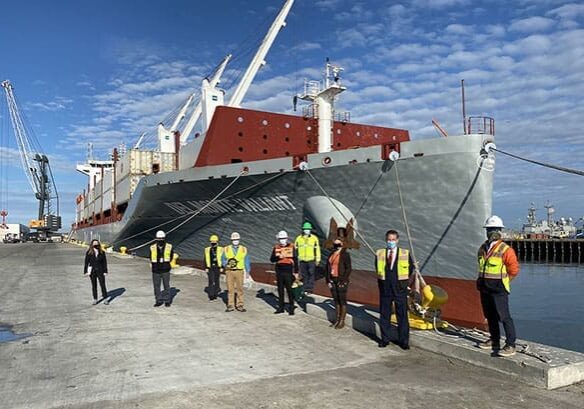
[225,306,235,312]
[154,302,163,307]
[274,309,285,314]
[498,345,516,357]
[477,339,500,350]
[104,299,110,305]
[92,299,98,305]
[164,302,171,307]
[288,309,295,316]
[236,306,247,312]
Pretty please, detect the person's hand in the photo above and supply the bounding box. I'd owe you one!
[104,273,108,276]
[205,268,209,273]
[220,268,224,273]
[84,273,89,277]
[327,282,332,288]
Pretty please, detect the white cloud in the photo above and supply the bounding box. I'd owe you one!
[509,17,555,33]
[547,3,584,20]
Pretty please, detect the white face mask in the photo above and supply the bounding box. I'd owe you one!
[232,240,240,246]
[303,229,311,236]
[279,238,288,245]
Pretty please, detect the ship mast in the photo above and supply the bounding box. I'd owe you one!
[228,0,294,108]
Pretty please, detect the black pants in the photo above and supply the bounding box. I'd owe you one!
[207,266,221,299]
[330,281,348,306]
[299,261,316,291]
[153,272,170,303]
[378,281,409,346]
[276,269,294,310]
[480,288,516,347]
[90,274,108,300]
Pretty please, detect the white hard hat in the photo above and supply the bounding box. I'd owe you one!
[230,232,241,240]
[155,230,166,239]
[277,230,288,239]
[484,215,504,228]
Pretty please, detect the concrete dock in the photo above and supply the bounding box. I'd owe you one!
[0,243,583,409]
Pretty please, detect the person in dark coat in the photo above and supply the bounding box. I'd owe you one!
[84,239,109,305]
[270,230,298,315]
[325,238,352,329]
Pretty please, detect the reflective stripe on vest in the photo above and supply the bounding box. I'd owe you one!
[478,240,511,293]
[376,248,409,280]
[150,243,172,263]
[205,246,223,268]
[224,245,247,270]
[294,235,320,262]
[274,244,295,265]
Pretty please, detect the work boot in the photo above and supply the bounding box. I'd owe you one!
[478,339,500,351]
[498,345,516,357]
[335,305,346,329]
[330,303,340,327]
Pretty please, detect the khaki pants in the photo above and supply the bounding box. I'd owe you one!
[226,269,244,308]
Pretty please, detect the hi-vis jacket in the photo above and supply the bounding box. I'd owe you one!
[150,243,173,273]
[478,240,520,293]
[204,246,224,269]
[294,234,321,264]
[376,248,410,281]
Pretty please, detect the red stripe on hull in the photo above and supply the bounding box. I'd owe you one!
[182,259,486,329]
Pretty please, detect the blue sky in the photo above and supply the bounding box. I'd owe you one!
[0,0,583,231]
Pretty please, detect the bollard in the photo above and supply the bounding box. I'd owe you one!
[170,253,179,268]
[119,246,127,255]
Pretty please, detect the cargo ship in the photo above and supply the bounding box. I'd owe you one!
[71,0,496,328]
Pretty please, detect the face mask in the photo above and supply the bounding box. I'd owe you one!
[303,229,311,236]
[387,240,397,249]
[279,239,288,245]
[232,240,240,246]
[487,230,501,242]
[93,244,99,248]
[333,243,342,250]
[211,243,217,247]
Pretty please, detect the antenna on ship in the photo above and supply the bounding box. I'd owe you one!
[461,79,467,135]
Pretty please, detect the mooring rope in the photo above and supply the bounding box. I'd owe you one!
[492,147,584,177]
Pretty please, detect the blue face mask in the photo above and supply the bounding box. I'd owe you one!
[387,240,397,249]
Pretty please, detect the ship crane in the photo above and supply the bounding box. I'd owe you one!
[1,80,61,237]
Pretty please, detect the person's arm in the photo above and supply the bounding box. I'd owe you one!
[103,253,108,275]
[315,238,321,265]
[503,248,520,278]
[269,246,279,263]
[342,251,352,284]
[84,253,89,275]
[244,251,251,275]
[409,254,415,277]
[221,249,227,268]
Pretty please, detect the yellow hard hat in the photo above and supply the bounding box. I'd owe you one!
[209,234,219,243]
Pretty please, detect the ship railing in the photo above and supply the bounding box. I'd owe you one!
[466,116,495,135]
[334,111,351,123]
[303,80,321,97]
[302,104,318,119]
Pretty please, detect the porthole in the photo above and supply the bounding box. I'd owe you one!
[356,131,361,137]
[263,134,268,139]
[374,133,379,139]
[337,129,341,134]
[238,132,243,137]
[263,149,268,154]
[307,126,312,131]
[237,116,244,123]
[392,135,397,141]
[262,119,269,126]
[285,137,290,142]
[322,156,332,166]
[238,147,244,152]
[284,123,291,129]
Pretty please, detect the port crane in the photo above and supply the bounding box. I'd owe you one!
[1,80,61,237]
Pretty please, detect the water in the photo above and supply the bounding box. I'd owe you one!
[511,264,584,353]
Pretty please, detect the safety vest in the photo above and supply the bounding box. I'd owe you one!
[478,240,511,293]
[376,248,410,281]
[294,234,321,263]
[224,245,247,270]
[150,243,172,263]
[204,245,223,268]
[274,243,295,265]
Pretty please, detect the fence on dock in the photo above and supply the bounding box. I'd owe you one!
[506,239,584,264]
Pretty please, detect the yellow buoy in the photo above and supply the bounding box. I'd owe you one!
[421,284,449,309]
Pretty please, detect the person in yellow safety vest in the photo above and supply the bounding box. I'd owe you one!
[477,215,520,357]
[222,232,250,312]
[376,229,414,350]
[150,230,174,307]
[294,221,321,294]
[204,234,223,301]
